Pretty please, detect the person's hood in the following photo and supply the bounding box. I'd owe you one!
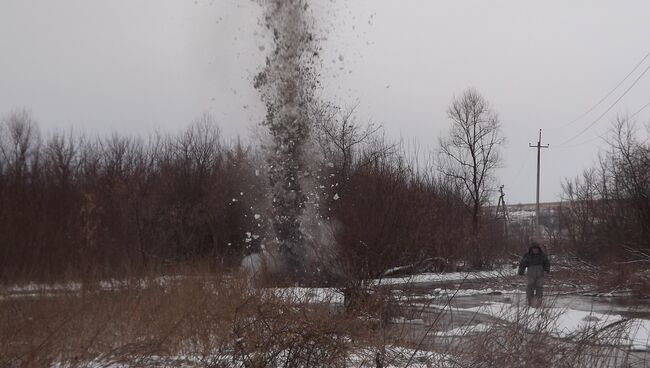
[528,245,544,255]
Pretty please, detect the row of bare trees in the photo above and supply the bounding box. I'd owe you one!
[314,89,506,277]
[560,117,650,261]
[0,89,507,283]
[0,110,267,282]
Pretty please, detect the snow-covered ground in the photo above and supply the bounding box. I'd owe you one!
[269,278,650,352]
[269,287,344,304]
[376,267,517,286]
[434,323,492,337]
[508,209,536,222]
[7,268,650,367]
[0,276,185,300]
[2,276,180,293]
[51,346,459,368]
[430,301,650,351]
[397,287,523,299]
[347,346,458,368]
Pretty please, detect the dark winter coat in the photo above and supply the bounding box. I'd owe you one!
[518,245,550,276]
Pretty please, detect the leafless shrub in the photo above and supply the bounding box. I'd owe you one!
[0,105,512,284]
[0,272,363,367]
[0,111,266,283]
[560,117,649,273]
[451,305,631,368]
[333,139,474,279]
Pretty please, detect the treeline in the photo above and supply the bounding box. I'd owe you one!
[0,111,269,282]
[0,108,505,283]
[559,118,650,262]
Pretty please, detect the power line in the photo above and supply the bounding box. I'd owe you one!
[555,100,650,149]
[510,154,532,186]
[630,100,650,119]
[560,65,650,146]
[555,134,606,149]
[555,51,650,130]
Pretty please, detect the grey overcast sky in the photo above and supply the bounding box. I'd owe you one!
[1,1,649,204]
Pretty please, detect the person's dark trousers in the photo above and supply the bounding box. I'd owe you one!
[526,265,544,307]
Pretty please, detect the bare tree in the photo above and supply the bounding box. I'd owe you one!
[313,103,392,190]
[439,89,505,266]
[44,131,79,190]
[0,108,41,186]
[560,117,649,261]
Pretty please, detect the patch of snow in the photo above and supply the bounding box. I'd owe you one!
[448,301,650,351]
[347,345,458,368]
[435,323,492,336]
[269,287,344,304]
[618,318,650,351]
[4,282,82,294]
[1,276,183,299]
[392,317,425,325]
[459,302,624,338]
[55,346,459,368]
[376,267,517,286]
[509,210,535,221]
[431,288,522,298]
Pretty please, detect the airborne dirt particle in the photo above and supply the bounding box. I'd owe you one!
[252,0,339,283]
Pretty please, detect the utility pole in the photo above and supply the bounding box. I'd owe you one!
[495,185,509,240]
[529,130,549,239]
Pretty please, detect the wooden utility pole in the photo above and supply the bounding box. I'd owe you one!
[529,130,549,239]
[495,185,509,239]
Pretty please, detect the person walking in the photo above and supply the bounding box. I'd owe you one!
[518,242,550,307]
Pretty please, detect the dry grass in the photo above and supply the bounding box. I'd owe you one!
[450,308,631,367]
[2,269,646,368]
[1,272,366,367]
